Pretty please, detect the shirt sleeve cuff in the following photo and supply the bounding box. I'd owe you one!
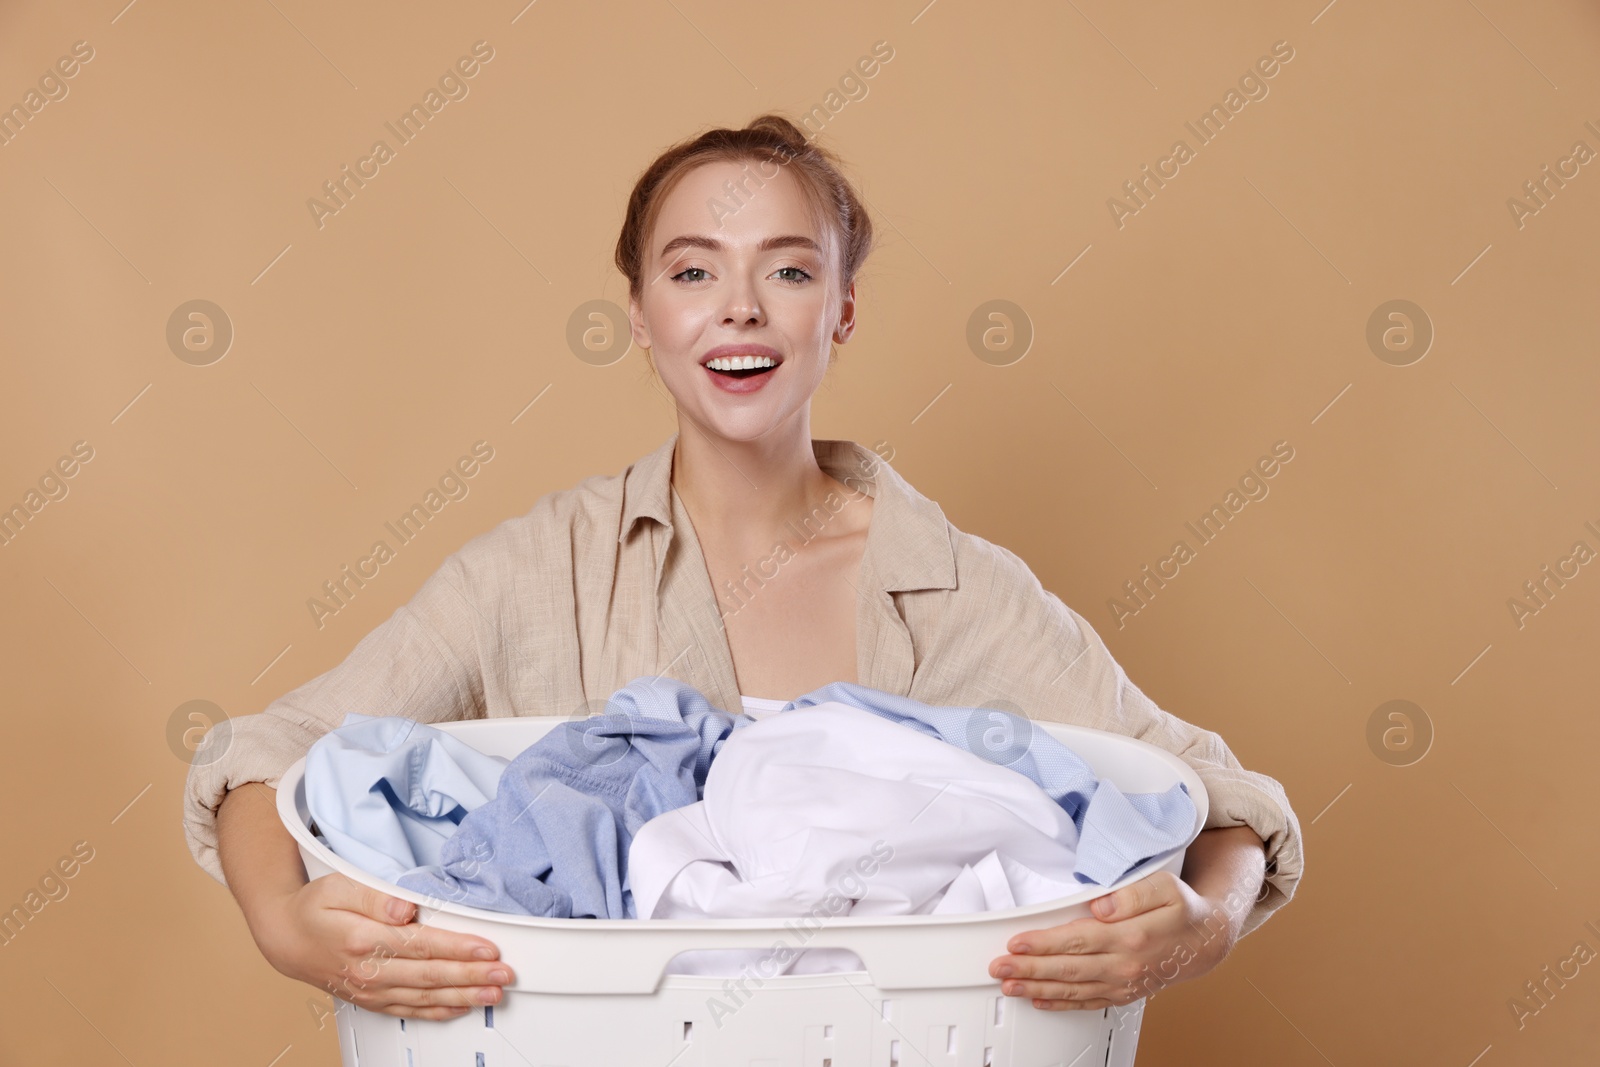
[181,712,324,890]
[1190,767,1304,939]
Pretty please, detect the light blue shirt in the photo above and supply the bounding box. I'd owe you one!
[303,713,510,884]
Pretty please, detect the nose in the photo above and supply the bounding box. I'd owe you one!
[719,275,764,327]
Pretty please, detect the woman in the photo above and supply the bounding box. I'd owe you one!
[185,114,1302,1021]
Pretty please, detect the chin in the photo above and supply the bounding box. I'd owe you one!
[699,408,796,441]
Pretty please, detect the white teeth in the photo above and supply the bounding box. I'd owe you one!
[706,355,777,371]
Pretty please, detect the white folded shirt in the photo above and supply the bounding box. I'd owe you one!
[628,703,1086,977]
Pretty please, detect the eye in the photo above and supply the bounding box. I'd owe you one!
[671,266,710,284]
[773,266,812,284]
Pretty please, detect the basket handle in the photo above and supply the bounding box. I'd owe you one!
[414,897,1104,994]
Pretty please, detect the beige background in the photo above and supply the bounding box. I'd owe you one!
[2,0,1598,1063]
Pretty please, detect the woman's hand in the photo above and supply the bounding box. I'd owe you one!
[987,870,1241,1010]
[252,872,516,1021]
[987,826,1266,1011]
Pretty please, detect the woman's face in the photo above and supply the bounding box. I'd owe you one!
[628,158,856,443]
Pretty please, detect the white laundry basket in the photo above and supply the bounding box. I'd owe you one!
[276,715,1209,1067]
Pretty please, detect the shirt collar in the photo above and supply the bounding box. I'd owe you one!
[619,431,956,593]
[617,432,678,535]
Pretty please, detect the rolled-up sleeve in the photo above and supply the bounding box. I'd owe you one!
[914,536,1304,938]
[182,551,487,889]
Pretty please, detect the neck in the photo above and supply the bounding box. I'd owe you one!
[670,417,839,551]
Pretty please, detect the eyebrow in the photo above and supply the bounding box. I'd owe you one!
[657,234,823,260]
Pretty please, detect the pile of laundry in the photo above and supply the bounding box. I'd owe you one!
[302,675,1195,976]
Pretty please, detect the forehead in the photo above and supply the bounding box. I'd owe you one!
[649,158,826,252]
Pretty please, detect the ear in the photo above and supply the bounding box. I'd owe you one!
[627,293,652,351]
[833,281,857,345]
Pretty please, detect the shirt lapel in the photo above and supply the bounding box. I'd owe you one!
[824,442,958,698]
[623,431,742,713]
[656,481,744,714]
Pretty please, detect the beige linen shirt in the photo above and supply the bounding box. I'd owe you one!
[184,432,1302,936]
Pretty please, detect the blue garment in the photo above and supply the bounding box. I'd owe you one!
[303,712,511,883]
[394,676,743,917]
[387,676,1194,916]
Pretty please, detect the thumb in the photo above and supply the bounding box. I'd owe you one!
[1091,889,1124,920]
[371,888,415,924]
[1091,880,1148,921]
[334,874,414,924]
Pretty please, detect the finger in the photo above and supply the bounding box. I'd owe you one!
[335,978,489,1017]
[342,955,516,999]
[1004,915,1118,957]
[383,1004,477,1021]
[1000,977,1120,1003]
[379,922,508,967]
[992,947,1111,986]
[318,873,418,925]
[327,908,505,968]
[323,931,516,999]
[359,972,507,1011]
[1032,997,1115,1012]
[1089,871,1180,922]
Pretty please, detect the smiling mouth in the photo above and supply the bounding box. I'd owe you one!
[704,356,782,379]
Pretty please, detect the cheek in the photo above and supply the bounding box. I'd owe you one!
[794,353,831,391]
[653,304,698,341]
[774,294,836,350]
[643,301,710,356]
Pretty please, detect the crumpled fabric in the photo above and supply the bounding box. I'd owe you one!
[393,676,743,916]
[628,703,1091,922]
[303,713,510,884]
[787,680,1197,887]
[309,674,1193,921]
[635,701,1193,978]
